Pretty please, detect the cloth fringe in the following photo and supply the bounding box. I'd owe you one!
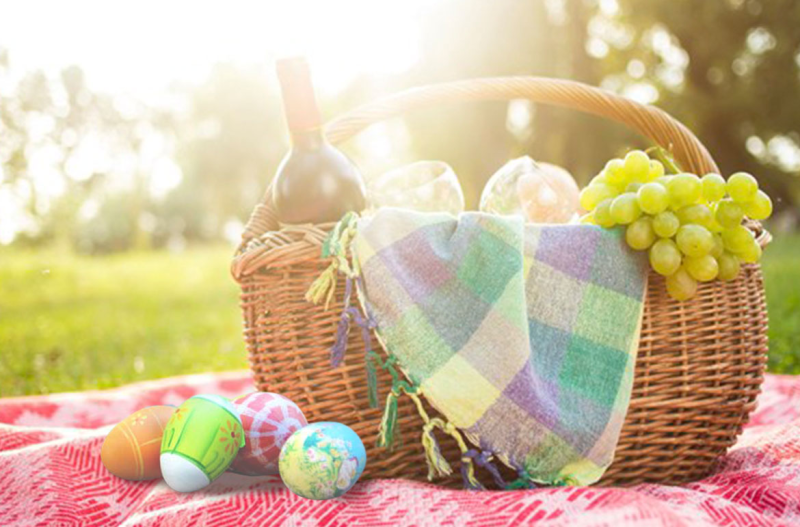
[422,419,454,480]
[463,450,508,490]
[307,212,528,490]
[305,212,359,309]
[376,389,399,450]
[306,214,380,404]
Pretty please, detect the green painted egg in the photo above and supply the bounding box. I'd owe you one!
[160,394,244,492]
[278,422,366,500]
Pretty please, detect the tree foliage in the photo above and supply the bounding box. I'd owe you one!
[1,0,798,252]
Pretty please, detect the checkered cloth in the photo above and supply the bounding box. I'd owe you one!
[352,209,648,486]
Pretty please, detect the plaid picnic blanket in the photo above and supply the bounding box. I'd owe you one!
[330,209,648,487]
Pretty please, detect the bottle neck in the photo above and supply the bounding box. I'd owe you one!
[277,58,323,147]
[290,127,326,150]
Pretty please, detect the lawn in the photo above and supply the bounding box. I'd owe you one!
[1,235,798,397]
[0,246,244,397]
[761,233,800,374]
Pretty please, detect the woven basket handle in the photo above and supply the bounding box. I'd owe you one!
[327,77,719,173]
[241,76,720,244]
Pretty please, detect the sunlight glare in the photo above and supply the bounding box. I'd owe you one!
[1,0,433,98]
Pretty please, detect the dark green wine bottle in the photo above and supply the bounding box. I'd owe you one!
[272,58,366,224]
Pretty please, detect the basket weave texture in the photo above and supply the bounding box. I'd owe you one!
[231,77,769,487]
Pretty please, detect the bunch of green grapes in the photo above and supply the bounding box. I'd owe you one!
[579,150,771,301]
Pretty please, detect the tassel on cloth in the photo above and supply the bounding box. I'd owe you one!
[330,311,351,368]
[306,214,380,396]
[463,450,508,490]
[460,458,485,491]
[370,358,485,488]
[421,418,453,480]
[304,262,339,309]
[376,389,399,450]
[505,469,538,490]
[305,212,359,310]
[329,279,355,367]
[365,351,380,409]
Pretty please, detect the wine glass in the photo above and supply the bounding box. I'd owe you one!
[480,156,581,223]
[367,161,465,216]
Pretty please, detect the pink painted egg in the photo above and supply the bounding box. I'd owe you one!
[229,392,308,476]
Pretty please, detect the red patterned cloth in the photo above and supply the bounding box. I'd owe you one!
[1,372,799,526]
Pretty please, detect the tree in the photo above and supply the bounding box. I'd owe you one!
[0,54,177,251]
[590,0,800,209]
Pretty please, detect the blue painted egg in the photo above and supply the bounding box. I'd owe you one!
[278,422,366,500]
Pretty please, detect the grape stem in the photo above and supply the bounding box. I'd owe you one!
[646,146,682,175]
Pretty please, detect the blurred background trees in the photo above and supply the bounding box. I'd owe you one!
[1,0,798,253]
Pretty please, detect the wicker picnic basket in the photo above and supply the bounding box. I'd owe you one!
[231,77,769,487]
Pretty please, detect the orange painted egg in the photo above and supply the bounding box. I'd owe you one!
[101,405,176,481]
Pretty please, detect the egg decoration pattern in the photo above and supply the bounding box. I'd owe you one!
[278,422,366,500]
[229,392,308,476]
[101,405,176,481]
[160,394,245,493]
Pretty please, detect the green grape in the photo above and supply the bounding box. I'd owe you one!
[701,173,727,202]
[579,183,617,211]
[666,267,698,301]
[654,175,673,188]
[626,217,656,251]
[721,225,754,254]
[717,252,741,281]
[626,182,643,193]
[737,236,762,263]
[649,239,682,276]
[707,214,724,234]
[637,183,670,214]
[590,173,609,186]
[685,254,719,282]
[652,211,680,238]
[676,224,714,257]
[710,234,724,258]
[715,200,744,228]
[727,172,758,203]
[593,198,616,228]
[604,159,627,186]
[610,192,642,225]
[742,190,773,220]
[676,204,713,228]
[624,150,651,182]
[648,160,665,181]
[579,212,595,225]
[667,173,702,208]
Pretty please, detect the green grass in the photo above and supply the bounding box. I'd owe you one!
[762,234,800,374]
[0,235,798,397]
[0,246,245,397]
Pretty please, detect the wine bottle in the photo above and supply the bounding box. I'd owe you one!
[272,57,366,224]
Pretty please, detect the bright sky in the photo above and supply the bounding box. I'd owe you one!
[1,0,433,98]
[0,0,440,243]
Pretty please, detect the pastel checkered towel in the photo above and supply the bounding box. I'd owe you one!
[311,209,648,488]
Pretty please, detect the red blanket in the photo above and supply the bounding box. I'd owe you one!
[1,372,799,526]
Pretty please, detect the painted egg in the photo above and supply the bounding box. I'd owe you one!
[160,394,245,493]
[278,422,366,500]
[229,392,308,476]
[101,405,176,480]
